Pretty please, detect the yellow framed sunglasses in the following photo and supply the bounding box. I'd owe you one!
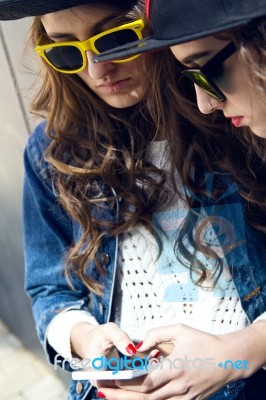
[35,19,145,74]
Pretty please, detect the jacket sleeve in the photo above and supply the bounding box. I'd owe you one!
[23,122,93,365]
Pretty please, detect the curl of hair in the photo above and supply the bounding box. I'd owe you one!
[28,5,266,293]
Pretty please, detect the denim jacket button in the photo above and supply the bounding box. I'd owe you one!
[99,302,104,315]
[100,253,110,267]
[75,381,83,394]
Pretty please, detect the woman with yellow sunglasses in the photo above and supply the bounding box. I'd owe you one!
[33,7,147,110]
[24,2,159,399]
[1,1,266,400]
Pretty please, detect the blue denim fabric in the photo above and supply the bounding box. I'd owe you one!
[209,369,266,399]
[23,122,266,400]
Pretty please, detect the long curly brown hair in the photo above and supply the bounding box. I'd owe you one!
[28,2,266,294]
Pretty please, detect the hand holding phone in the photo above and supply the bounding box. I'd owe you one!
[72,341,174,381]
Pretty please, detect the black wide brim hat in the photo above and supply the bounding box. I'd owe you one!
[0,0,137,20]
[93,0,266,63]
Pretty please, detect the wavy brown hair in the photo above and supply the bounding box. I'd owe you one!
[28,2,266,294]
[158,57,266,287]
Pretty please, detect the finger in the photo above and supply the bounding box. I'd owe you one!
[98,323,137,356]
[146,349,162,369]
[114,358,177,392]
[156,342,175,357]
[82,323,136,361]
[147,366,177,392]
[96,387,147,400]
[97,378,189,400]
[135,344,173,361]
[96,379,117,389]
[136,325,181,352]
[113,374,147,390]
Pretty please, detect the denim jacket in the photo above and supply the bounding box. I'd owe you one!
[23,122,266,400]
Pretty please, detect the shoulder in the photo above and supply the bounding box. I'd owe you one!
[24,120,56,192]
[25,120,50,166]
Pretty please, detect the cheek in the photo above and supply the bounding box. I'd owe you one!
[77,71,94,89]
[219,59,247,101]
[232,66,254,106]
[170,47,178,59]
[119,57,149,98]
[126,55,147,76]
[170,45,183,62]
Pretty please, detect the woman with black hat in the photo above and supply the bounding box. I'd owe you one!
[96,0,266,141]
[90,1,266,399]
[1,1,266,400]
[170,9,266,141]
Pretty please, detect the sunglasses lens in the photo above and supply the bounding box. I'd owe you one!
[183,71,224,101]
[94,29,138,53]
[44,46,83,71]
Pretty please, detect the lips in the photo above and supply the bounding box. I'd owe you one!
[231,116,244,127]
[225,115,244,128]
[98,78,131,93]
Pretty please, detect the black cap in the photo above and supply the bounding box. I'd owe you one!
[93,0,266,63]
[0,0,137,20]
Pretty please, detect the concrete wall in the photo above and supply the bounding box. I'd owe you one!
[0,17,41,351]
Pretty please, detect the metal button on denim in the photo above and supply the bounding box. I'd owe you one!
[75,381,83,394]
[100,253,110,267]
[99,302,104,315]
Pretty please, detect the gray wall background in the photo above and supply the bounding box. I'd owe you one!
[0,17,42,352]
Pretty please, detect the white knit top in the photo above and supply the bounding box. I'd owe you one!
[47,140,266,359]
[112,140,249,340]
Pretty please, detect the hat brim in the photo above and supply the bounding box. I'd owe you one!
[0,0,91,20]
[0,0,136,20]
[93,18,252,63]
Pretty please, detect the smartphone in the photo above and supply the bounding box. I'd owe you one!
[72,368,148,380]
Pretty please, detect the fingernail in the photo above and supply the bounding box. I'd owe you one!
[126,343,136,355]
[97,391,106,399]
[154,350,160,358]
[135,341,143,350]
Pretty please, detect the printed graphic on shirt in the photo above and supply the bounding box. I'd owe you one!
[116,170,249,340]
[152,173,248,302]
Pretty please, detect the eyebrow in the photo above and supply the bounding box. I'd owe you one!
[181,50,212,65]
[47,13,119,40]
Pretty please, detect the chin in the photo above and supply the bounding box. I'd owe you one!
[105,98,142,109]
[250,125,266,139]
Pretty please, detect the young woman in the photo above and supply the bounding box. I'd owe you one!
[1,1,266,400]
[89,1,266,400]
[95,0,266,142]
[170,20,266,141]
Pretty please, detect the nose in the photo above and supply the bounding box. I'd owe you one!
[86,51,115,79]
[194,85,222,114]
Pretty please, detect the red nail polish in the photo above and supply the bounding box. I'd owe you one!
[154,350,160,358]
[126,343,136,355]
[97,391,106,399]
[135,341,143,350]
